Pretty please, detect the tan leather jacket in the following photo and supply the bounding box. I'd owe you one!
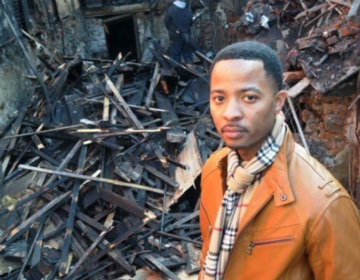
[199,129,360,280]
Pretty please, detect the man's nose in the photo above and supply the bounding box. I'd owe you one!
[223,101,243,121]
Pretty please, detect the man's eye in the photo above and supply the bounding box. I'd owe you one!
[214,96,225,102]
[245,95,257,102]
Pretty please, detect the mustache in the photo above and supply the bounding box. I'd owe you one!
[221,124,248,133]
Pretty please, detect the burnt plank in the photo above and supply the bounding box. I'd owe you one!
[59,145,87,276]
[145,62,160,108]
[29,145,61,167]
[44,139,84,186]
[64,228,109,280]
[4,191,70,248]
[65,94,85,125]
[20,164,165,194]
[42,193,109,232]
[100,189,153,220]
[144,254,181,280]
[27,127,45,150]
[143,164,179,189]
[17,216,47,280]
[75,219,149,277]
[154,91,186,143]
[76,221,135,275]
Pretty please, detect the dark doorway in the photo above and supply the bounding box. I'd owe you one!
[104,15,139,61]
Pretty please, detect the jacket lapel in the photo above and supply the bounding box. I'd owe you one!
[237,128,296,234]
[237,175,274,234]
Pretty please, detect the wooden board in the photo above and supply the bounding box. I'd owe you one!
[55,0,81,19]
[168,132,203,207]
[84,3,150,18]
[348,0,360,16]
[287,77,311,98]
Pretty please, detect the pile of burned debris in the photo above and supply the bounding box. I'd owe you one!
[232,0,360,96]
[0,23,218,280]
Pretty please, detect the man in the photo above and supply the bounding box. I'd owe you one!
[199,41,360,280]
[164,0,193,64]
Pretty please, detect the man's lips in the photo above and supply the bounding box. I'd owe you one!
[221,125,247,139]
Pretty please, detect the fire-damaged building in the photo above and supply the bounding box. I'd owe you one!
[0,0,359,279]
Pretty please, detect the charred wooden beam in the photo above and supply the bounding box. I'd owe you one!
[30,216,46,267]
[100,189,157,221]
[0,177,68,218]
[2,124,83,140]
[144,254,182,280]
[42,193,109,232]
[16,216,47,280]
[64,228,110,280]
[44,139,84,186]
[29,145,61,167]
[59,145,87,276]
[76,221,135,275]
[145,62,161,108]
[143,164,179,189]
[154,91,186,143]
[151,230,202,246]
[76,218,150,276]
[84,3,150,17]
[164,211,199,232]
[1,191,70,251]
[19,165,165,194]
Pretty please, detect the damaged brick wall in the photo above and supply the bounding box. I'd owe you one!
[300,91,353,156]
[296,82,356,187]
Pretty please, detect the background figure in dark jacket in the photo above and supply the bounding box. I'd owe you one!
[164,0,193,64]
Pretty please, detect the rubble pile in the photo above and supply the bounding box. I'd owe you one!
[0,33,218,279]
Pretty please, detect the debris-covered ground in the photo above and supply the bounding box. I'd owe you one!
[0,19,216,280]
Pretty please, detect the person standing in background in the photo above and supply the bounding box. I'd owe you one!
[164,0,193,65]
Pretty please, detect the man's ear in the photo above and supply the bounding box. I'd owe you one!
[275,90,287,114]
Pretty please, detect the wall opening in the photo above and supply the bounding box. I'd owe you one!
[104,15,139,61]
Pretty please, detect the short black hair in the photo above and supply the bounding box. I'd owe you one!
[211,41,283,92]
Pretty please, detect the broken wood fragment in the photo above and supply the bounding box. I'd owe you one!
[287,77,311,98]
[283,71,306,84]
[59,146,87,276]
[304,5,337,28]
[348,0,360,16]
[295,3,329,19]
[145,62,161,108]
[76,221,135,275]
[84,3,150,17]
[143,164,179,189]
[19,164,165,194]
[144,254,182,280]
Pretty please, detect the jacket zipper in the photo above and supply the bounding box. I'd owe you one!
[222,193,274,279]
[247,236,294,255]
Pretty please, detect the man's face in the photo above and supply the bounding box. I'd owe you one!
[210,59,286,160]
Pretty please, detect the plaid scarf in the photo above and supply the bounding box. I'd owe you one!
[202,114,286,280]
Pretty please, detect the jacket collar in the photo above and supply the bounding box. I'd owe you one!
[217,127,295,207]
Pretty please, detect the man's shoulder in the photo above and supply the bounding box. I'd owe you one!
[201,147,229,182]
[288,142,352,212]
